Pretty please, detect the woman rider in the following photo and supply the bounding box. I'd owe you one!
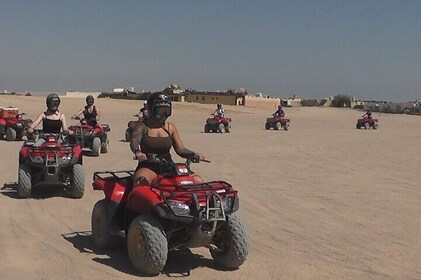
[72,95,101,127]
[27,93,72,135]
[130,93,205,188]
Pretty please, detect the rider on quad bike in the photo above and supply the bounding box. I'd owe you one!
[273,105,285,117]
[18,94,83,198]
[213,103,225,118]
[91,94,248,275]
[72,95,101,127]
[0,106,34,141]
[130,92,205,188]
[124,101,148,142]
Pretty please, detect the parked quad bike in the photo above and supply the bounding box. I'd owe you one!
[0,107,35,141]
[68,116,110,156]
[265,115,290,131]
[17,132,85,198]
[204,115,232,133]
[91,154,248,275]
[125,114,142,142]
[356,117,379,129]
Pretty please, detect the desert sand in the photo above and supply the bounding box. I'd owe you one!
[0,95,420,280]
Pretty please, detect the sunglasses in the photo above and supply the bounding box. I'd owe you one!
[155,105,171,117]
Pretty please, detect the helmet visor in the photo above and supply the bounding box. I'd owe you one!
[48,99,60,108]
[155,105,171,119]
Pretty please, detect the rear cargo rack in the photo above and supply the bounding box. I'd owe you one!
[93,170,135,180]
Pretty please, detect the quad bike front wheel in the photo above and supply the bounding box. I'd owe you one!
[6,127,17,141]
[283,123,290,131]
[127,215,168,275]
[210,214,249,269]
[275,122,282,131]
[364,122,370,129]
[69,164,84,198]
[91,199,116,249]
[373,123,378,129]
[218,123,225,133]
[101,136,109,154]
[265,122,270,130]
[18,163,32,198]
[92,137,101,156]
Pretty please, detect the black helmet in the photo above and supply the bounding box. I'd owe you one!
[46,93,60,112]
[147,93,172,123]
[86,95,94,106]
[217,103,222,109]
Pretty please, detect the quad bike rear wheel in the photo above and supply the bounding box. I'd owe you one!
[69,164,84,198]
[218,123,225,133]
[356,123,361,129]
[210,214,249,269]
[275,122,282,131]
[204,124,210,133]
[265,122,270,130]
[101,136,109,154]
[91,199,116,249]
[6,127,17,141]
[127,215,168,275]
[92,137,101,156]
[18,163,32,198]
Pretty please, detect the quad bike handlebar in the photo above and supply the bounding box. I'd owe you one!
[133,153,210,165]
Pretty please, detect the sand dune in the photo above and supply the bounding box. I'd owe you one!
[0,95,420,279]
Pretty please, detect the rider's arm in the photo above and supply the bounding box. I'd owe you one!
[130,123,145,155]
[96,107,101,121]
[169,122,204,159]
[60,114,73,135]
[73,108,84,119]
[27,113,45,133]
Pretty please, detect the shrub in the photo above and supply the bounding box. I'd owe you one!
[331,95,351,107]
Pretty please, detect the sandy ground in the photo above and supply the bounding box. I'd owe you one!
[0,95,420,280]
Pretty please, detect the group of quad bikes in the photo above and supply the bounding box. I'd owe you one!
[3,106,249,275]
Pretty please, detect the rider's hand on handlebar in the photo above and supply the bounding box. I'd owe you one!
[135,151,147,161]
[27,127,34,134]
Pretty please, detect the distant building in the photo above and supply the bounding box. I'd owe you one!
[65,91,102,98]
[364,101,414,113]
[163,84,185,102]
[185,89,246,106]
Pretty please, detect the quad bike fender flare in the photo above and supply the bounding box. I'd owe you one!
[126,187,163,216]
[72,145,83,158]
[0,119,6,126]
[69,155,83,165]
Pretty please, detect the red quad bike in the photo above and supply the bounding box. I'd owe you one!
[68,117,110,156]
[265,115,290,131]
[356,117,378,129]
[17,132,85,198]
[91,154,249,275]
[0,106,35,141]
[125,114,142,142]
[204,115,232,133]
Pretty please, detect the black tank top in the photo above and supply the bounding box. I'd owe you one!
[43,116,62,133]
[83,105,97,121]
[140,127,172,155]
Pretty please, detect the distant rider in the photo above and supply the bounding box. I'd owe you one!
[73,95,101,127]
[362,109,372,119]
[213,104,225,118]
[139,100,148,119]
[273,105,285,117]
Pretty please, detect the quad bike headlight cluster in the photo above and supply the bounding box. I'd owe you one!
[59,154,73,164]
[216,197,233,211]
[167,200,190,216]
[30,155,44,164]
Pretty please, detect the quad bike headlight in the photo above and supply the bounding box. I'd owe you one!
[59,154,73,164]
[30,155,44,164]
[167,200,190,216]
[216,197,233,211]
[16,123,23,128]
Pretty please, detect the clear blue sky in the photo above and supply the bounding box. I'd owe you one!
[0,0,420,101]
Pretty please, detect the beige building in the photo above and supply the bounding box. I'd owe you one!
[184,90,245,106]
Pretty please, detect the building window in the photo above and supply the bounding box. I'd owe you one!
[201,96,205,101]
[196,96,199,100]
[211,97,214,100]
